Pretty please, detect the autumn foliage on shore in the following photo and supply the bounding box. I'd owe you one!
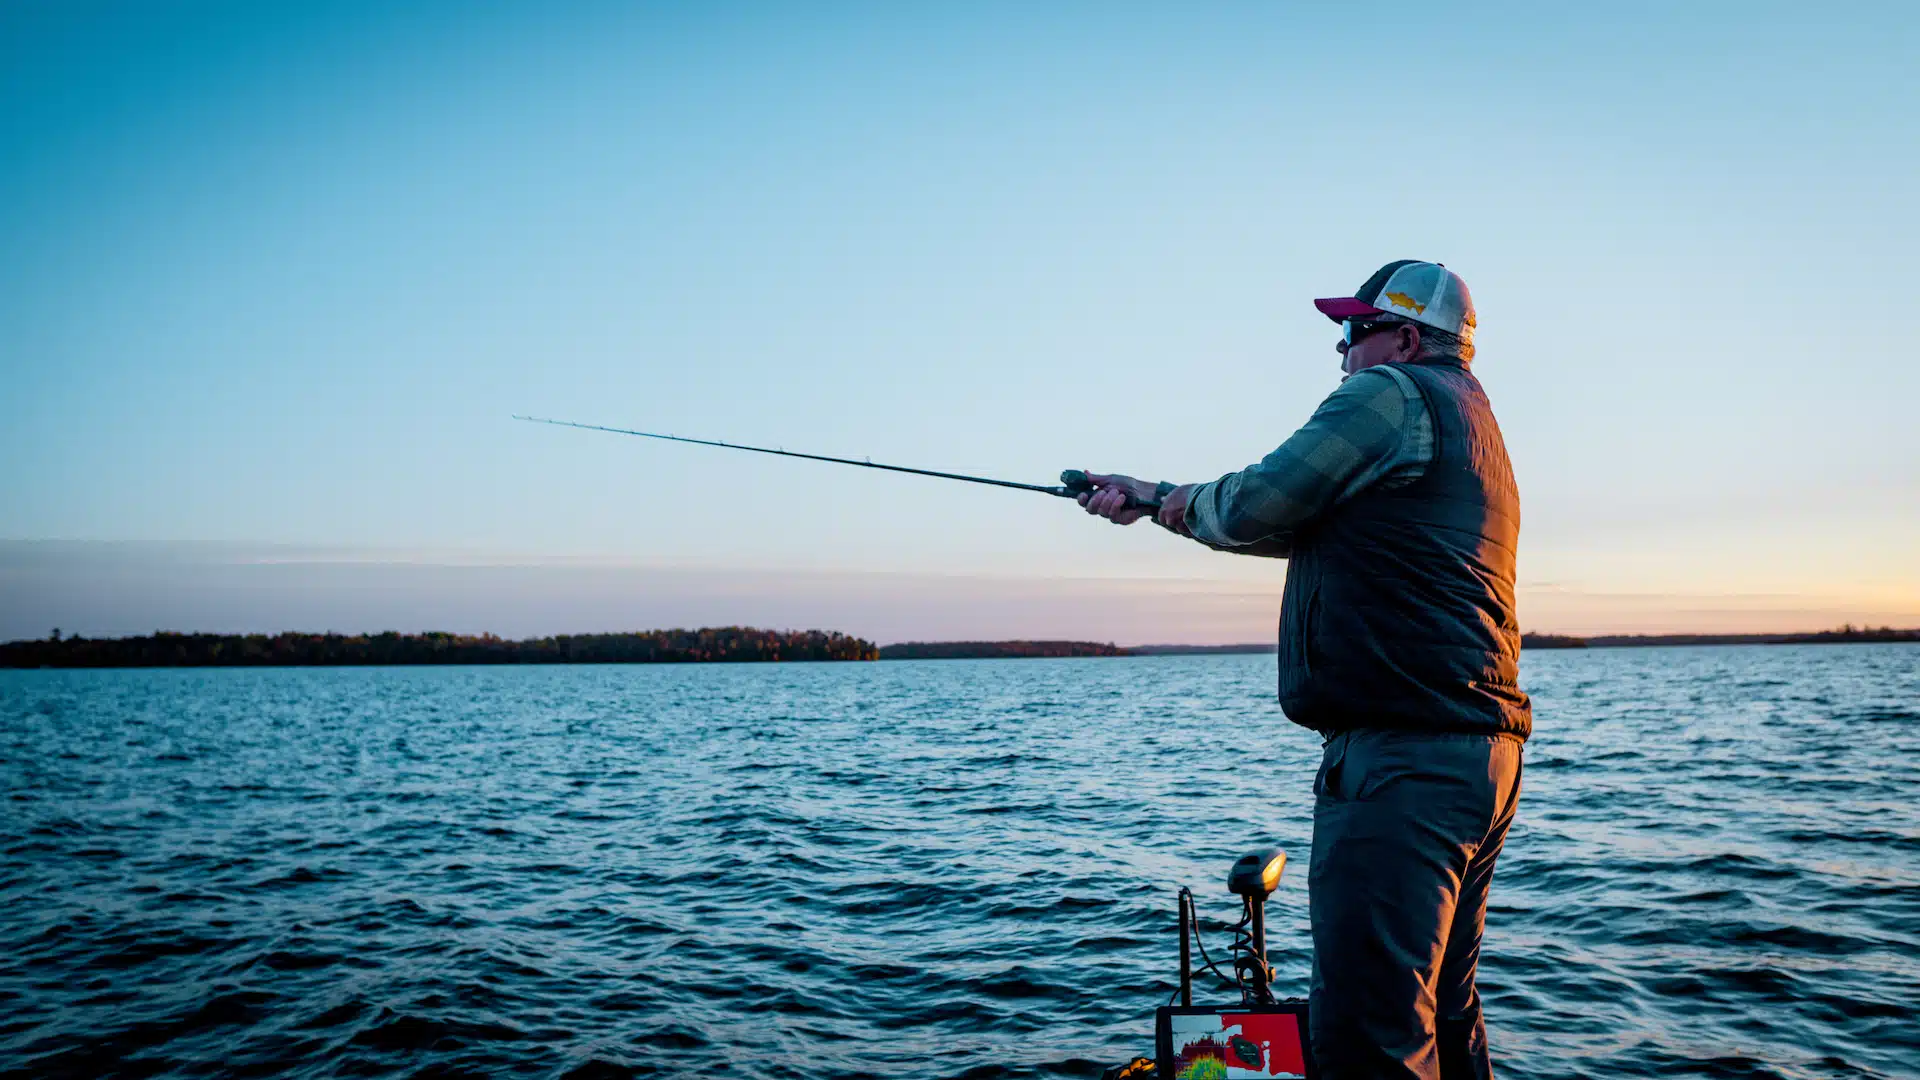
[0,628,879,668]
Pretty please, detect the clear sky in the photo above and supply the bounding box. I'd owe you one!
[4,1,1916,643]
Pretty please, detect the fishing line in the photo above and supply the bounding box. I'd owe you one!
[513,414,1162,510]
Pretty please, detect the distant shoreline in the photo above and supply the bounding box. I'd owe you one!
[878,629,1919,660]
[3,625,1914,668]
[1519,627,1920,649]
[0,629,879,669]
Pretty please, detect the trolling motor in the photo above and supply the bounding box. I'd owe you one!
[1227,847,1287,1002]
[1104,848,1311,1080]
[1180,847,1287,1006]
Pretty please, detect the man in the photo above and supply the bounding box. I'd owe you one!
[1079,261,1529,1080]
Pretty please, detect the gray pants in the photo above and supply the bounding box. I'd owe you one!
[1308,730,1523,1080]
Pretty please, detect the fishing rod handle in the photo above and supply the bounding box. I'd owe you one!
[1060,469,1163,512]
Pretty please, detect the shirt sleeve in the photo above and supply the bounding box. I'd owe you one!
[1183,368,1424,550]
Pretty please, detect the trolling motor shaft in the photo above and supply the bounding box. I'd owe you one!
[1180,847,1288,1007]
[514,415,1163,511]
[1229,848,1287,1003]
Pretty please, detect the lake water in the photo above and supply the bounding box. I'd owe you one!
[2,646,1916,1079]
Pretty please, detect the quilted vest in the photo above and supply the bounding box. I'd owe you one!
[1275,360,1531,740]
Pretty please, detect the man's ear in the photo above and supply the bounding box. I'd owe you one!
[1398,323,1422,360]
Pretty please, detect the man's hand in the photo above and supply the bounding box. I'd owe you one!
[1157,484,1196,536]
[1077,472,1158,525]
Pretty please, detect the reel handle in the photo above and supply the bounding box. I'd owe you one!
[1060,469,1163,512]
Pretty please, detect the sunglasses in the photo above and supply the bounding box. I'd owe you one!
[1342,319,1402,346]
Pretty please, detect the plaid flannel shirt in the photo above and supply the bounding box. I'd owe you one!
[1178,365,1435,557]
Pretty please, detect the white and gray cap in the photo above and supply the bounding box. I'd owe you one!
[1314,260,1476,348]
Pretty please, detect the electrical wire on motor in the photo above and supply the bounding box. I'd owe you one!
[1170,887,1276,1006]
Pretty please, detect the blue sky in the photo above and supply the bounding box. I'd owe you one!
[4,2,1916,641]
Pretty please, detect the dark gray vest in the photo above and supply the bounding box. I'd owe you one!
[1275,360,1532,740]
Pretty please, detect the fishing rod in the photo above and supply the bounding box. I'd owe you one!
[512,415,1162,511]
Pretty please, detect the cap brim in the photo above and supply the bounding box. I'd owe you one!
[1313,297,1385,322]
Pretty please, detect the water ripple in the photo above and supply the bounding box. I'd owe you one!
[1,646,1916,1078]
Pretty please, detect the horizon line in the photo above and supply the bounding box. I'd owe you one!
[11,625,1918,651]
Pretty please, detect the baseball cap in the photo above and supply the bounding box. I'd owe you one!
[1314,260,1476,348]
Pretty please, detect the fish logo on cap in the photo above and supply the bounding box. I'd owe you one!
[1384,291,1427,315]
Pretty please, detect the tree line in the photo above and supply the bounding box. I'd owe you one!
[8,624,1909,669]
[877,640,1131,659]
[1,628,879,668]
[1517,626,1919,649]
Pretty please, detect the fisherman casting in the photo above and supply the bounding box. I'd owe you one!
[520,258,1527,1079]
[1078,260,1529,1080]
